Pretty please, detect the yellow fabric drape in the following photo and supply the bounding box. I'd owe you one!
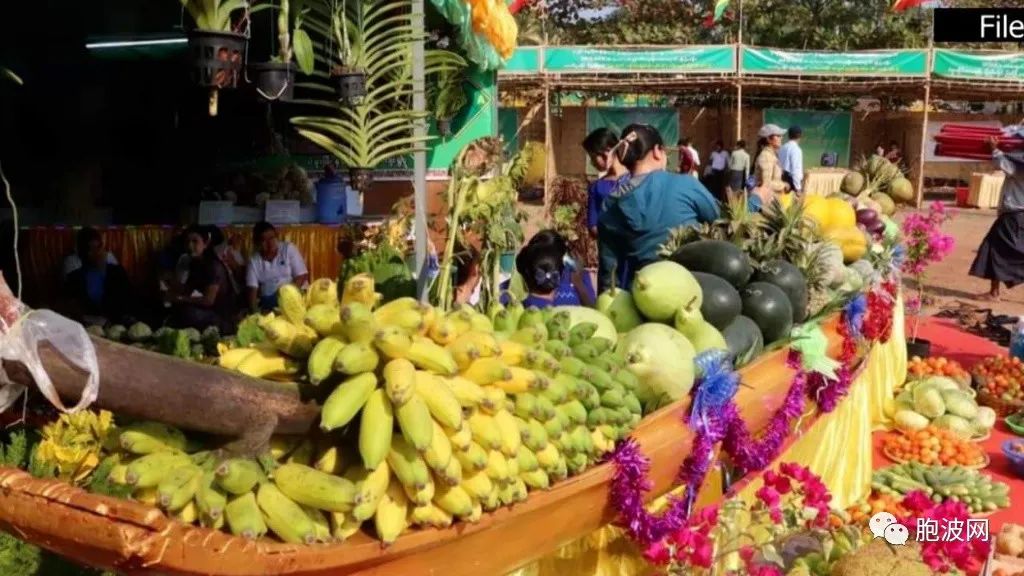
[21,225,348,307]
[511,311,907,576]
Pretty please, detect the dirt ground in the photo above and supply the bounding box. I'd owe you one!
[906,202,1024,317]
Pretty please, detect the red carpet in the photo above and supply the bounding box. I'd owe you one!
[873,317,1024,538]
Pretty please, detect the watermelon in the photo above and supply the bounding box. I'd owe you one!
[752,260,808,324]
[722,315,764,367]
[669,240,753,289]
[692,272,742,331]
[740,282,794,344]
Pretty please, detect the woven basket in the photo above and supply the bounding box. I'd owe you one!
[974,375,1024,417]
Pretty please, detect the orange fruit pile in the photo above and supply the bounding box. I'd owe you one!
[907,356,969,382]
[883,426,986,467]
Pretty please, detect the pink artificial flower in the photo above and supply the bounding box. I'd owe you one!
[756,485,781,508]
[691,538,714,568]
[739,545,756,564]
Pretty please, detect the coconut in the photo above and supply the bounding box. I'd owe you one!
[595,287,643,333]
[889,177,914,203]
[870,192,897,216]
[630,261,702,322]
[616,323,696,406]
[841,171,865,195]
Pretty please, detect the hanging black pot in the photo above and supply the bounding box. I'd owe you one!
[348,167,374,194]
[187,30,247,89]
[907,338,932,359]
[250,61,295,102]
[334,67,367,104]
[437,118,452,137]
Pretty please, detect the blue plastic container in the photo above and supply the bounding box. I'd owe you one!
[315,175,346,224]
[1002,439,1024,478]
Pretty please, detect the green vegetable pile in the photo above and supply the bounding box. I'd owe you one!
[339,242,415,304]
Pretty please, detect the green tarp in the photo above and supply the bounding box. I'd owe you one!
[500,46,735,74]
[427,69,497,171]
[585,108,680,174]
[763,109,853,169]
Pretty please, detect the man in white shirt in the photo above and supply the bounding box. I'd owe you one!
[246,221,309,312]
[778,126,805,195]
[62,227,118,281]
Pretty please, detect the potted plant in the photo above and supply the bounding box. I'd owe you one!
[332,0,366,104]
[180,0,250,116]
[429,70,468,137]
[901,201,955,358]
[250,0,315,101]
[291,0,465,194]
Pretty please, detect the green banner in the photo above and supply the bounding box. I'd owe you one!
[500,46,736,74]
[503,47,541,74]
[547,46,735,73]
[763,110,852,169]
[427,69,497,172]
[742,47,927,76]
[585,108,680,174]
[932,50,1024,81]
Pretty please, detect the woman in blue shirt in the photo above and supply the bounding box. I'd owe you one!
[597,124,722,293]
[515,230,595,309]
[583,128,629,239]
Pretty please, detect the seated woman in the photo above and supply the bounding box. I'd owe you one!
[246,221,309,312]
[513,230,595,309]
[169,226,238,333]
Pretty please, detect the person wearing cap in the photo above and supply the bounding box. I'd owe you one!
[755,124,789,198]
[778,125,805,194]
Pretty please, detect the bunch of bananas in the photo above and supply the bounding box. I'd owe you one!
[872,462,1010,515]
[199,274,647,545]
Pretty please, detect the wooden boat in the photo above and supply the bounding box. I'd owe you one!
[0,318,848,575]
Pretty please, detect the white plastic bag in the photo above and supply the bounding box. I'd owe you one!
[0,273,99,413]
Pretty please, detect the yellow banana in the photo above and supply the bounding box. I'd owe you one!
[374,480,409,545]
[456,442,489,473]
[497,339,527,366]
[195,472,227,524]
[134,487,159,506]
[591,427,615,455]
[273,463,356,512]
[341,273,380,308]
[302,505,333,543]
[306,278,338,308]
[411,502,453,529]
[428,315,460,346]
[449,331,500,370]
[480,486,501,511]
[479,386,508,414]
[461,357,513,386]
[491,367,539,395]
[506,450,520,478]
[359,388,394,471]
[486,450,511,486]
[445,423,472,452]
[329,511,363,541]
[334,341,380,375]
[287,438,315,466]
[516,445,540,473]
[235,346,301,379]
[466,500,483,523]
[461,469,494,500]
[493,410,522,457]
[175,500,199,524]
[314,442,343,475]
[118,421,187,454]
[375,326,413,358]
[523,419,549,452]
[381,309,427,335]
[304,304,343,338]
[109,463,129,485]
[396,394,433,451]
[257,482,317,545]
[339,302,377,344]
[215,458,266,495]
[465,311,493,334]
[371,297,420,324]
[320,372,378,431]
[407,337,458,376]
[262,317,317,359]
[438,454,463,487]
[351,463,390,522]
[218,347,259,371]
[443,376,486,408]
[157,465,202,511]
[225,492,268,539]
[383,358,416,406]
[307,337,345,385]
[467,411,502,451]
[277,283,307,326]
[433,484,474,518]
[404,476,435,507]
[520,468,550,490]
[535,443,563,474]
[269,435,302,461]
[415,371,464,430]
[387,435,430,492]
[126,451,192,488]
[422,420,453,474]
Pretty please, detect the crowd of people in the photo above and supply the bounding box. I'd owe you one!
[61,221,309,334]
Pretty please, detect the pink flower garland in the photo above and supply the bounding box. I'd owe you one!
[610,282,896,547]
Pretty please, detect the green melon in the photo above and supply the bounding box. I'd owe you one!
[740,282,794,344]
[870,192,897,216]
[670,240,754,289]
[841,172,865,195]
[691,272,742,331]
[752,260,808,324]
[722,315,764,367]
[889,177,914,203]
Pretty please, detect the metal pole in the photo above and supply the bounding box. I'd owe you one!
[915,9,934,209]
[736,0,743,143]
[412,0,429,299]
